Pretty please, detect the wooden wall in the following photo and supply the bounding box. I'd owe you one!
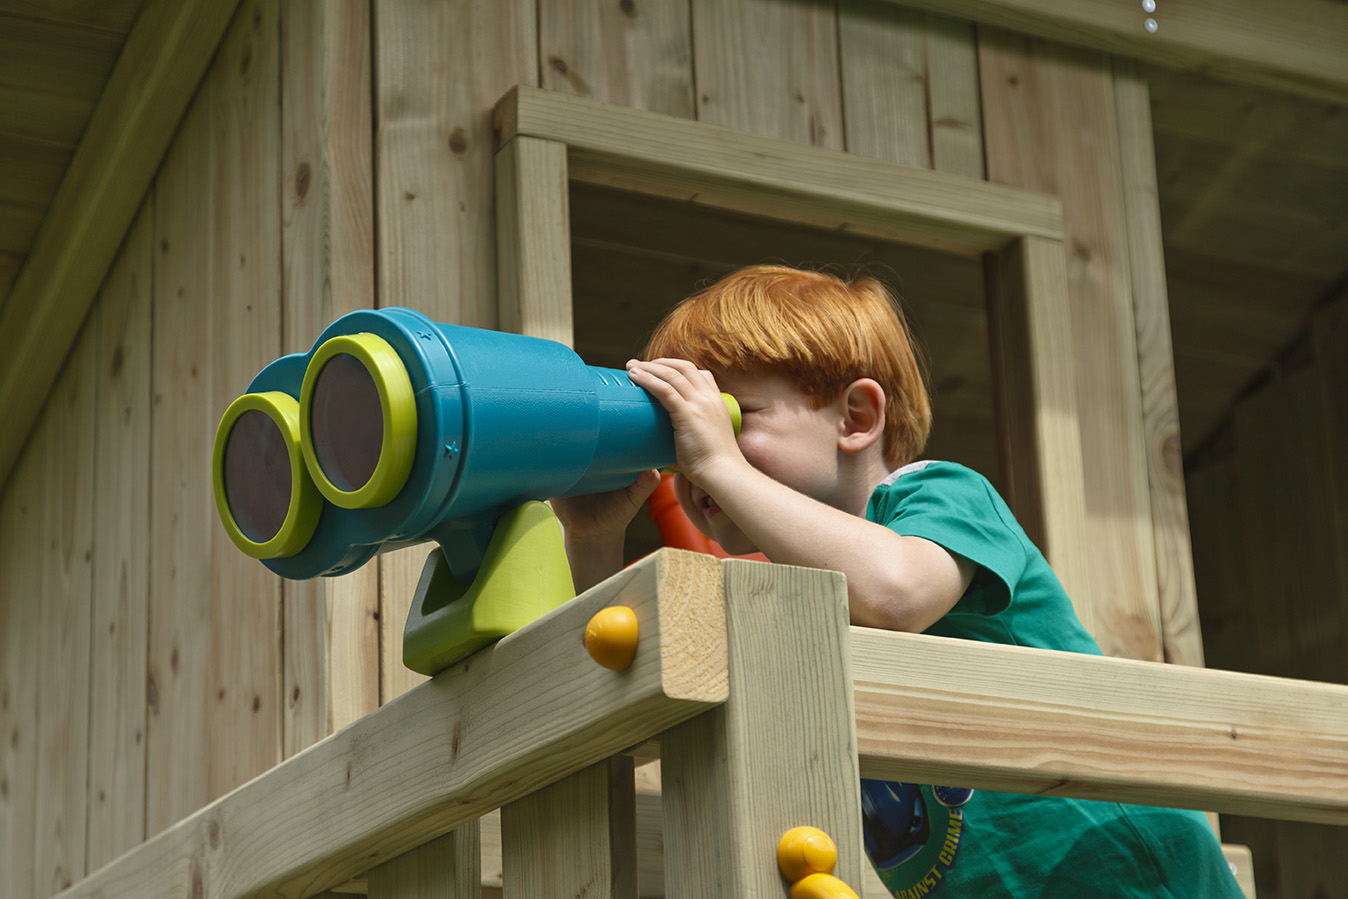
[1188,290,1348,899]
[0,0,1323,896]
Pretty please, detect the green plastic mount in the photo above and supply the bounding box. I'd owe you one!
[403,500,577,676]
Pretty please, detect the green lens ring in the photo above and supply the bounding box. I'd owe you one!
[213,391,323,559]
[300,332,417,509]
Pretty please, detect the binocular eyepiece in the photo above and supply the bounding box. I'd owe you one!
[212,308,738,583]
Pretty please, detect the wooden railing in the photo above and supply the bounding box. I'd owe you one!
[57,550,1348,898]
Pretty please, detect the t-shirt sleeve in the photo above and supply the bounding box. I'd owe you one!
[871,464,1028,617]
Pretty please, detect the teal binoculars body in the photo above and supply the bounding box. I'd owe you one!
[212,307,729,585]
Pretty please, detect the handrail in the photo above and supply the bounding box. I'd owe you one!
[853,627,1348,824]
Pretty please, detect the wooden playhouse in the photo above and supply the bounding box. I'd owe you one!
[1,1,1346,897]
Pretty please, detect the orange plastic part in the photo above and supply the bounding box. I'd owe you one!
[645,474,768,562]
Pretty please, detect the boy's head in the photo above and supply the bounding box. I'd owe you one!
[644,264,931,469]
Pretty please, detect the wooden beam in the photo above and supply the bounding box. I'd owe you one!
[660,561,866,895]
[0,0,241,494]
[984,236,1092,628]
[53,550,728,899]
[494,85,1064,257]
[852,627,1348,824]
[495,136,574,345]
[883,0,1348,105]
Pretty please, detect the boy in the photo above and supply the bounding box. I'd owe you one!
[555,264,1242,897]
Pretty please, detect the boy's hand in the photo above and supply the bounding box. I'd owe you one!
[550,468,661,542]
[550,469,661,594]
[626,358,745,484]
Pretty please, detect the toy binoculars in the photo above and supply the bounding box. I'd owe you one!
[212,307,739,588]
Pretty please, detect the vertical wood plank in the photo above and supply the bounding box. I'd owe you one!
[539,0,695,117]
[148,0,284,835]
[925,14,984,179]
[373,0,538,701]
[660,561,864,896]
[1312,294,1348,667]
[980,32,1162,660]
[147,55,216,838]
[837,0,931,169]
[495,136,573,344]
[0,395,46,899]
[501,756,637,899]
[368,825,483,899]
[1111,59,1205,667]
[984,236,1093,630]
[86,201,153,870]
[205,0,284,805]
[279,0,380,755]
[691,0,844,149]
[33,320,97,895]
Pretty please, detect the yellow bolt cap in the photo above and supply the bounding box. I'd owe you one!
[777,826,838,883]
[790,873,860,899]
[585,606,639,671]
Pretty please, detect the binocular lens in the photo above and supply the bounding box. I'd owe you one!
[222,408,294,544]
[310,352,384,493]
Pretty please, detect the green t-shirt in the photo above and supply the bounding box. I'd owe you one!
[862,461,1243,898]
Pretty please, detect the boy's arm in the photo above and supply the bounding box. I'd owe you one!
[550,469,661,594]
[627,359,973,632]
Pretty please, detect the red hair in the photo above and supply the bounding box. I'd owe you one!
[644,264,931,469]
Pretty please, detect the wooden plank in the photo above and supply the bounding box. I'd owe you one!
[0,391,46,899]
[983,236,1092,630]
[53,549,727,899]
[880,0,1348,106]
[980,33,1162,661]
[147,0,285,836]
[86,201,152,870]
[207,0,285,806]
[1312,294,1348,672]
[368,826,481,899]
[837,0,931,169]
[373,0,538,702]
[850,626,1348,824]
[146,67,216,838]
[33,318,97,895]
[660,561,865,896]
[495,86,1065,257]
[279,0,380,756]
[539,0,695,117]
[1112,59,1205,667]
[691,0,843,149]
[0,0,241,494]
[501,757,636,898]
[925,14,984,180]
[494,136,574,344]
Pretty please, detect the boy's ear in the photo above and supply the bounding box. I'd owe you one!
[838,378,886,455]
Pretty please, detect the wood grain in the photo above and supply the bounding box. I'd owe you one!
[87,201,152,871]
[852,626,1348,824]
[279,0,380,756]
[496,86,1064,257]
[660,561,865,896]
[53,550,727,899]
[0,0,240,493]
[495,136,574,344]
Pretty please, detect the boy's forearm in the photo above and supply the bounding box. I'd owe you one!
[699,460,969,632]
[563,532,626,594]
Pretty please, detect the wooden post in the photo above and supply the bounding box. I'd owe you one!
[495,136,574,345]
[984,236,1092,628]
[501,756,637,898]
[660,561,865,896]
[369,826,482,899]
